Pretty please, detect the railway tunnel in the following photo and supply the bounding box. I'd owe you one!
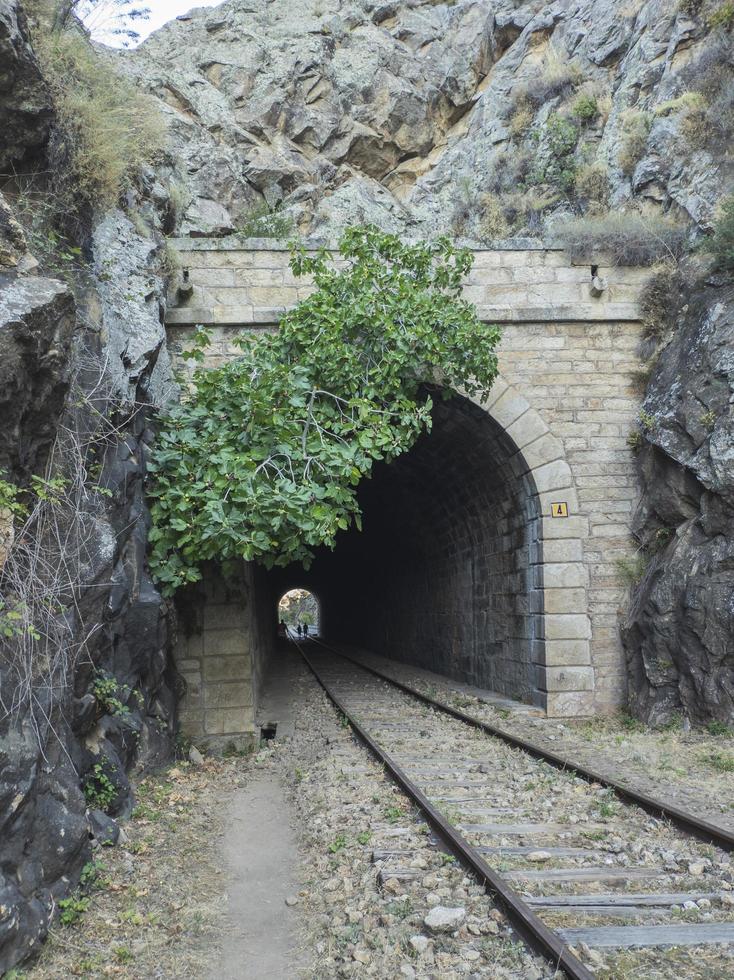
[167,240,650,746]
[263,391,543,706]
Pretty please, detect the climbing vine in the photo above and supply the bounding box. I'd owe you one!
[147,226,501,594]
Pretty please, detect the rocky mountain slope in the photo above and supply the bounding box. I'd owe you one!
[126,0,732,239]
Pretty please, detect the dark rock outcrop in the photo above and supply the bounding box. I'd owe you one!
[0,6,178,953]
[0,272,76,481]
[0,310,178,973]
[0,0,52,172]
[622,284,734,725]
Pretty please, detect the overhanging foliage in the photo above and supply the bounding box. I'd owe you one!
[147,227,501,594]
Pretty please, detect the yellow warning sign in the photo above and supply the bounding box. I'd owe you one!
[551,502,569,518]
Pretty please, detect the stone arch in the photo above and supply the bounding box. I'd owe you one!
[467,373,593,716]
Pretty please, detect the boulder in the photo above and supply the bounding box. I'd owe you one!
[87,809,120,847]
[423,906,466,933]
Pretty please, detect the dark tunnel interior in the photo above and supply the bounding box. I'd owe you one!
[261,391,544,704]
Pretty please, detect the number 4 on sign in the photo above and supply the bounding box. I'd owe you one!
[551,502,569,518]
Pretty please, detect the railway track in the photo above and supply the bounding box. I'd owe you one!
[292,636,734,979]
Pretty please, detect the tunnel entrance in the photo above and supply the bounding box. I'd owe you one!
[263,391,544,706]
[277,589,320,635]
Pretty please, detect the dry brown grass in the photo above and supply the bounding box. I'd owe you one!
[574,161,610,206]
[33,30,165,211]
[617,108,653,175]
[477,193,509,240]
[509,100,534,139]
[552,209,688,265]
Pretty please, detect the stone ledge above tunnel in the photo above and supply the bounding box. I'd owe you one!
[164,241,647,328]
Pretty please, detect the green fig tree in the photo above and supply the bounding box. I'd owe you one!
[147,226,501,594]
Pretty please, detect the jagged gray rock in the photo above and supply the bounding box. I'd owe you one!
[623,284,734,725]
[92,211,177,407]
[123,0,732,239]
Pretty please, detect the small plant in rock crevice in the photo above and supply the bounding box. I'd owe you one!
[652,527,673,552]
[92,673,131,719]
[572,93,599,122]
[509,100,534,138]
[630,357,659,392]
[478,194,509,240]
[626,429,644,452]
[639,409,657,432]
[574,162,610,207]
[530,113,579,192]
[700,410,717,430]
[83,760,118,812]
[617,109,653,176]
[615,554,649,586]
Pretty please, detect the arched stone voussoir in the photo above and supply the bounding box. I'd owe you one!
[466,373,594,717]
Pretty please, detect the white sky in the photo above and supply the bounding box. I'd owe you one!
[85,0,225,46]
[138,0,224,41]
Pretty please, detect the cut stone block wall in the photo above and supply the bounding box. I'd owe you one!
[173,562,256,751]
[165,242,649,717]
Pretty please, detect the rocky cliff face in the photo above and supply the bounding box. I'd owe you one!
[0,0,52,172]
[0,232,178,975]
[0,4,178,973]
[623,281,734,725]
[126,0,732,239]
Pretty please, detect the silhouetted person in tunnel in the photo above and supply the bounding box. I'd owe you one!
[303,622,309,638]
[297,624,302,637]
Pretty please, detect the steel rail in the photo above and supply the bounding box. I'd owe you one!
[293,637,594,980]
[308,637,734,853]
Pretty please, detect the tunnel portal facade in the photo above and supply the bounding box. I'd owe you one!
[166,241,649,748]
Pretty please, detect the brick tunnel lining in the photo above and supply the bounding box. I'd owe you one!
[263,392,543,704]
